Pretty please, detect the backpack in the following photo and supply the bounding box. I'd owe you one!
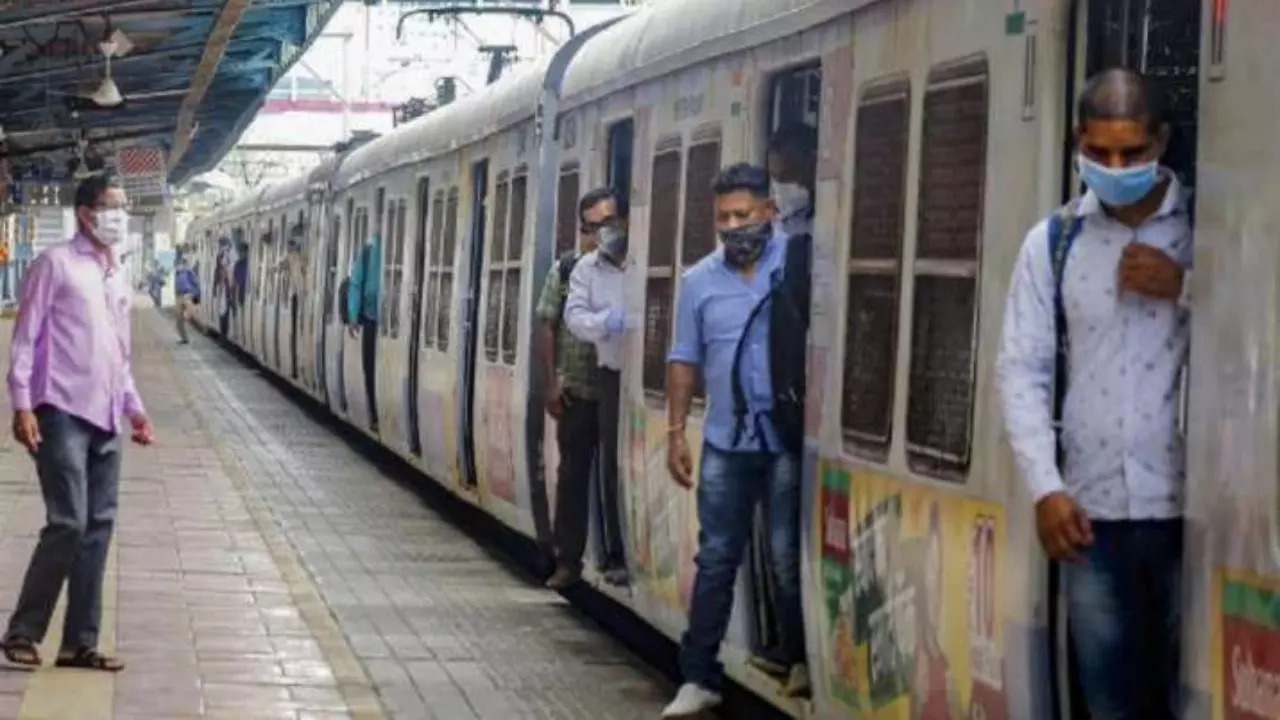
[1047,202,1084,465]
[729,233,812,455]
[552,250,581,330]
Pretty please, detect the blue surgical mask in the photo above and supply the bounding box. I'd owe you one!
[1078,153,1160,207]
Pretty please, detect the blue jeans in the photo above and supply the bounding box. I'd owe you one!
[678,444,805,690]
[1065,519,1183,720]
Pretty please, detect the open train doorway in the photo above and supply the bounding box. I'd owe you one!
[459,160,489,489]
[1052,2,1201,718]
[406,178,431,457]
[745,62,821,683]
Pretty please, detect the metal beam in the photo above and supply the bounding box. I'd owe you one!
[168,0,252,168]
[0,125,174,159]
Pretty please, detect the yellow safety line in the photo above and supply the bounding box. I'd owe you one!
[18,538,118,720]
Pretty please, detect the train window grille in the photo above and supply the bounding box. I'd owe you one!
[643,147,682,397]
[484,176,510,363]
[424,191,445,349]
[842,82,911,458]
[681,141,720,267]
[502,175,528,365]
[555,169,579,255]
[905,63,988,480]
[438,188,459,350]
[390,199,407,337]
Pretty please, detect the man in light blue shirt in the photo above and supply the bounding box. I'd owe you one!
[347,232,382,433]
[997,68,1191,719]
[662,164,807,718]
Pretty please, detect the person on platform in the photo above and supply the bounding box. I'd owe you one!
[173,254,200,345]
[347,230,381,434]
[997,68,1191,718]
[1,173,154,673]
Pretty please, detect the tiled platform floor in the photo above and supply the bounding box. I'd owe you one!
[0,307,670,719]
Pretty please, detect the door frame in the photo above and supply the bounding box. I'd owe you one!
[458,158,490,489]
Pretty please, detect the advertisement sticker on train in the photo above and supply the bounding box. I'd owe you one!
[818,460,1008,717]
[1217,570,1280,720]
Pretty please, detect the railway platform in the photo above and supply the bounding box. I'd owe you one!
[0,306,672,720]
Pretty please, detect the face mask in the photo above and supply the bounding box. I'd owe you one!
[720,222,771,267]
[771,181,811,218]
[1078,154,1160,208]
[93,209,128,246]
[598,225,628,261]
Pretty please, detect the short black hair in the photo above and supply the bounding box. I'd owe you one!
[767,122,818,160]
[73,172,117,210]
[578,187,619,224]
[1077,67,1167,133]
[711,163,770,199]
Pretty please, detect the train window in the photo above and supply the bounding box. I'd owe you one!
[607,119,634,212]
[842,81,911,459]
[680,140,720,267]
[485,176,510,362]
[424,190,445,349]
[388,199,407,337]
[555,169,579,255]
[643,146,682,396]
[438,187,459,350]
[324,216,340,322]
[502,174,528,365]
[374,187,386,239]
[905,61,989,479]
[769,64,823,134]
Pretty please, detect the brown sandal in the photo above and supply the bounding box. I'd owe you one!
[54,648,124,672]
[1,637,40,667]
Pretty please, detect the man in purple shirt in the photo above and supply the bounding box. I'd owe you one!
[0,174,154,672]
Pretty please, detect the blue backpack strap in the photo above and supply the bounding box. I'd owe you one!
[1048,202,1083,465]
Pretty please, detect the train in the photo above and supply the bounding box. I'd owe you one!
[183,0,1277,717]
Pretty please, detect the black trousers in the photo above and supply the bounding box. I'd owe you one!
[595,368,625,568]
[552,368,626,571]
[361,318,378,428]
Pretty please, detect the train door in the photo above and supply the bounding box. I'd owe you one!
[459,160,489,488]
[1051,2,1202,718]
[747,63,821,675]
[320,211,339,405]
[406,177,431,457]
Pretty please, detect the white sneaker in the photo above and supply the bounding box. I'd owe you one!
[661,683,722,718]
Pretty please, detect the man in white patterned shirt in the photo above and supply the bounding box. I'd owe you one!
[996,68,1191,719]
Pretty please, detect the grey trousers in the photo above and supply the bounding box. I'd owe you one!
[5,406,121,651]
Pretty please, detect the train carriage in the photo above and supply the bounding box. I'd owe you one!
[185,0,1280,716]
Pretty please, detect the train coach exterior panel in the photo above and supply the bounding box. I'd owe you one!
[185,0,1271,717]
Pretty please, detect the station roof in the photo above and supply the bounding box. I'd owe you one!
[0,0,342,194]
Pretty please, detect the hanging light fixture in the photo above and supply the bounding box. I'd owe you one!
[90,40,123,107]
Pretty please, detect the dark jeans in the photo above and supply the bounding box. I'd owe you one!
[553,391,598,571]
[1065,519,1183,719]
[361,317,378,429]
[595,368,625,569]
[6,406,122,651]
[679,444,804,690]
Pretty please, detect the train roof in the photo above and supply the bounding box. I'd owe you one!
[333,60,548,191]
[258,174,310,213]
[217,188,267,225]
[559,0,869,110]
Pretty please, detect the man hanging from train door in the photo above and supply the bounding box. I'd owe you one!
[560,188,631,589]
[536,189,604,590]
[997,68,1191,719]
[663,163,811,718]
[767,122,817,238]
[215,235,233,336]
[284,225,305,380]
[347,230,381,434]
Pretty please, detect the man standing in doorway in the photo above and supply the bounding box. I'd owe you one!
[766,123,817,238]
[1,173,154,672]
[662,164,809,718]
[560,188,630,588]
[997,68,1190,719]
[347,231,381,433]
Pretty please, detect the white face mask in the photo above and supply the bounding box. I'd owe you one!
[771,181,811,218]
[93,209,128,246]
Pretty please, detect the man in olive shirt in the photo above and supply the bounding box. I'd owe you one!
[536,188,621,590]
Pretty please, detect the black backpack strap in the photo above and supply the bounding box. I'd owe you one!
[1049,203,1083,466]
[730,290,773,450]
[552,251,579,331]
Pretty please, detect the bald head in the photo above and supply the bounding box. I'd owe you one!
[1077,67,1166,134]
